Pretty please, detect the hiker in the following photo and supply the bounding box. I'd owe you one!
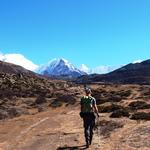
[80,88,99,148]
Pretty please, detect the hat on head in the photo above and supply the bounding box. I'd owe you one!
[85,88,92,94]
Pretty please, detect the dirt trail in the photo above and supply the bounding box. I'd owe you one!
[0,107,150,150]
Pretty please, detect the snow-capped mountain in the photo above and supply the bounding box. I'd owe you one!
[38,58,87,78]
[80,64,121,74]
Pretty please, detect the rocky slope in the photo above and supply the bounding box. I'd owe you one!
[0,61,80,120]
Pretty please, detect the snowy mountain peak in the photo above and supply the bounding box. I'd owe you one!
[38,58,87,78]
[49,58,68,65]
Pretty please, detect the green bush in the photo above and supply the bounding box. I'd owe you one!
[110,108,130,118]
[98,103,123,113]
[131,112,150,120]
[129,101,150,110]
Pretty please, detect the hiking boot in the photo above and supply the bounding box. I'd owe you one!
[86,143,89,148]
[86,140,90,148]
[89,140,92,145]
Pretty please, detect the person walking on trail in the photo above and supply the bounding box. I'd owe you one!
[80,88,99,148]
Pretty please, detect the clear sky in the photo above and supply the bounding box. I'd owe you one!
[0,0,150,68]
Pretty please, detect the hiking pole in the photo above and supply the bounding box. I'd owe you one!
[97,116,101,148]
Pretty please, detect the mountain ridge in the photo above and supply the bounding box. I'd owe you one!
[76,59,150,84]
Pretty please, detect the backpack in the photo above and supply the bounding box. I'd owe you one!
[80,96,94,113]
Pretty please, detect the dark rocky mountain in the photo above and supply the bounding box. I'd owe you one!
[76,59,150,84]
[0,60,35,75]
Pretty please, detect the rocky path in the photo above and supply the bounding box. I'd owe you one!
[0,107,150,150]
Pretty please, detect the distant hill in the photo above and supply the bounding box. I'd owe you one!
[76,59,150,84]
[0,60,35,75]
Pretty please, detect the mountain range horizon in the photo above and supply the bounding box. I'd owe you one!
[1,56,150,85]
[0,52,144,75]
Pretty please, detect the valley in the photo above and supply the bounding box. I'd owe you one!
[0,61,150,150]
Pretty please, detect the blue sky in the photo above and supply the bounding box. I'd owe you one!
[0,0,150,69]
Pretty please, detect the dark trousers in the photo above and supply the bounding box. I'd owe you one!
[82,113,95,145]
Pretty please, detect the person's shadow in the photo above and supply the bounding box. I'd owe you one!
[57,144,88,150]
